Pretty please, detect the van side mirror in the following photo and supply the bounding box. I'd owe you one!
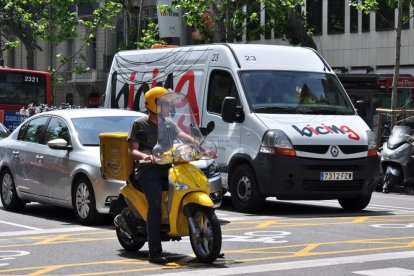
[221,97,244,123]
[355,100,367,119]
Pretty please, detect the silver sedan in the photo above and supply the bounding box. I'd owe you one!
[0,108,143,225]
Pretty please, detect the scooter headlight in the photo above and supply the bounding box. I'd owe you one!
[175,182,189,190]
[175,144,196,161]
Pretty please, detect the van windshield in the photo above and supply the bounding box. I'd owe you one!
[239,71,355,115]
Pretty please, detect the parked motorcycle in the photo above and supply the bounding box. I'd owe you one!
[380,125,414,193]
[100,92,222,263]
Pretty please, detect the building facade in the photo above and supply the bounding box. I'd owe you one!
[3,0,414,127]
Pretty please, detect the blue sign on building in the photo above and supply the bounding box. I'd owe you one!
[4,111,24,131]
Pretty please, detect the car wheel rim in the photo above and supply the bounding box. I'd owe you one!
[2,173,13,205]
[75,183,90,219]
[193,212,213,256]
[237,176,251,202]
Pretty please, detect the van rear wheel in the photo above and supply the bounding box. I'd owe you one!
[230,164,265,212]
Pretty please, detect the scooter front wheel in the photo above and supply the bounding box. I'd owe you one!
[189,207,222,263]
[383,172,400,194]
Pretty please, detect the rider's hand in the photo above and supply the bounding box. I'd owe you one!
[201,148,218,159]
[142,154,155,164]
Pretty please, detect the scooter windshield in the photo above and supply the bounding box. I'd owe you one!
[387,125,411,148]
[152,92,205,163]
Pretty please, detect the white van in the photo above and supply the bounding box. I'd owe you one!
[104,43,380,212]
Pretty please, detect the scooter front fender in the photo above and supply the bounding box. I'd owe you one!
[386,165,401,176]
[182,192,214,208]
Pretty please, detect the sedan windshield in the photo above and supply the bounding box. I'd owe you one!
[240,71,355,115]
[72,116,137,146]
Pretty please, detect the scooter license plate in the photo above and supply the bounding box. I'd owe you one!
[320,172,353,181]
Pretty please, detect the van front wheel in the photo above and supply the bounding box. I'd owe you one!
[230,164,265,212]
[338,193,372,211]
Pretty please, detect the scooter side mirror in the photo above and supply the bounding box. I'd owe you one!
[206,121,215,135]
[403,133,413,143]
[200,121,215,136]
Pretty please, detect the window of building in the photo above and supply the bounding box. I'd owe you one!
[328,0,345,34]
[207,70,239,115]
[246,2,261,41]
[142,7,158,31]
[376,0,395,31]
[77,3,99,16]
[350,4,359,33]
[66,93,73,105]
[86,36,96,69]
[67,40,74,72]
[362,11,370,32]
[264,6,272,39]
[306,0,322,35]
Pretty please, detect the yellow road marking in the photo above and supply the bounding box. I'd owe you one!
[254,220,279,229]
[293,243,320,256]
[1,236,414,275]
[352,216,369,223]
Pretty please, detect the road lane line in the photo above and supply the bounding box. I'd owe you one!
[0,226,99,237]
[0,220,42,230]
[155,250,414,276]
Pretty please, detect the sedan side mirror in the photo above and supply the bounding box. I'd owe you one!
[47,138,72,151]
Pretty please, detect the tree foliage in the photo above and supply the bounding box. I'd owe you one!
[0,0,122,81]
[350,0,409,116]
[165,0,316,49]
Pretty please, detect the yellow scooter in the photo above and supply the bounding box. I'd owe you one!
[100,92,222,263]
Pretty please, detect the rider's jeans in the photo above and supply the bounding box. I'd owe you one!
[139,165,169,253]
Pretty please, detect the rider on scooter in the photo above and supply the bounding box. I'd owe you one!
[127,86,197,264]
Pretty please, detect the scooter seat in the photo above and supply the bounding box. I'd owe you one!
[129,174,169,191]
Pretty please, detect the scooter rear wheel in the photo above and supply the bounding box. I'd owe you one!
[189,207,222,263]
[116,227,145,252]
[115,207,146,252]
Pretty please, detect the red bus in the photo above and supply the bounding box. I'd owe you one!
[0,67,52,131]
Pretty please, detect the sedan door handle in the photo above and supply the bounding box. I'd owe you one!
[36,155,44,163]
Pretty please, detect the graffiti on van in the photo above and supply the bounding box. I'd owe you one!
[110,68,200,129]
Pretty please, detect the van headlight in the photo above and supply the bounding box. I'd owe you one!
[366,130,378,156]
[366,130,376,150]
[260,129,296,156]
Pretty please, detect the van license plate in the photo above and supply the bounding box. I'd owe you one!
[320,172,353,181]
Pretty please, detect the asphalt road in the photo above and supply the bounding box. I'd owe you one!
[0,191,413,275]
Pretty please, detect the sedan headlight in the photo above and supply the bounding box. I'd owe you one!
[260,129,295,156]
[205,161,219,178]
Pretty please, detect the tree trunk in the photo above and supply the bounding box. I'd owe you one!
[390,0,403,128]
[136,0,144,45]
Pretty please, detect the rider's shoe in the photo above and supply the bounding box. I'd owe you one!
[148,251,167,264]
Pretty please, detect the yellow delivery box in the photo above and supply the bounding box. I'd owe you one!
[99,132,133,181]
